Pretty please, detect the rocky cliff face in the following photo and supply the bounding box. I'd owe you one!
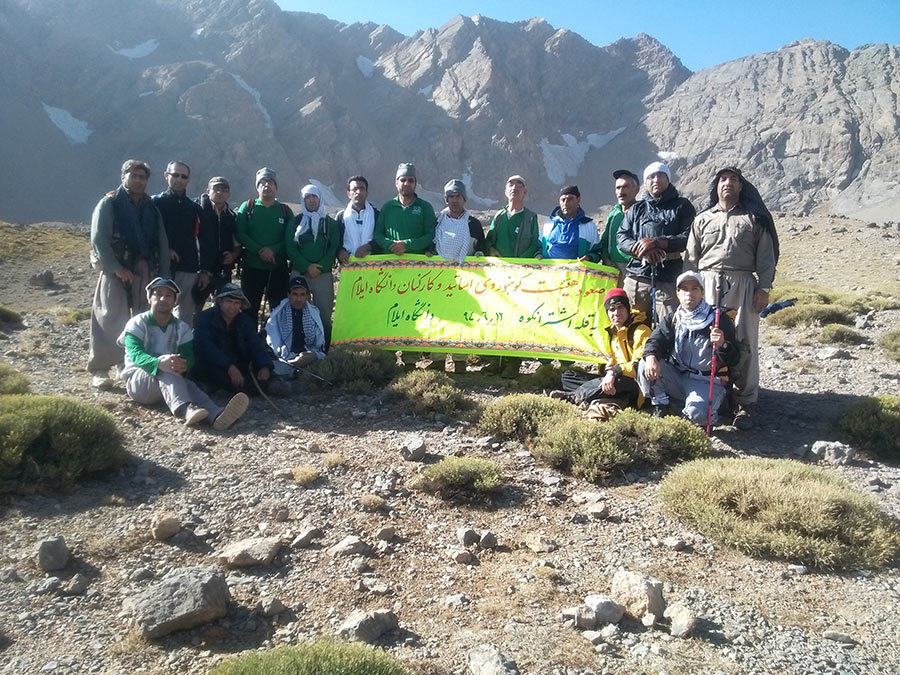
[1,0,896,225]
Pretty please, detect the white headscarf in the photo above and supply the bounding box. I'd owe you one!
[294,184,326,241]
[341,200,376,255]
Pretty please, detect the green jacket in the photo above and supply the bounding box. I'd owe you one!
[485,207,540,258]
[235,199,293,270]
[285,214,341,274]
[374,196,436,254]
[584,204,630,264]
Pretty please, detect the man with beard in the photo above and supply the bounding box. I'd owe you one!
[684,166,778,430]
[117,277,249,430]
[617,162,696,325]
[266,276,326,377]
[336,175,380,263]
[87,159,170,389]
[539,185,599,260]
[285,184,340,346]
[374,163,436,256]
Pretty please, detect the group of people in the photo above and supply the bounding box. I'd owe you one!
[86,157,775,432]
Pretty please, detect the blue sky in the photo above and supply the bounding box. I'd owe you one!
[276,0,899,71]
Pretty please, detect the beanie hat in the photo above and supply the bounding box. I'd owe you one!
[603,287,630,312]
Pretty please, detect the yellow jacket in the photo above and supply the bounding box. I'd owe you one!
[601,309,650,380]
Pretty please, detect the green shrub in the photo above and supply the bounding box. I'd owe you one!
[605,408,711,464]
[385,370,469,416]
[526,361,565,390]
[837,395,900,461]
[479,394,578,442]
[208,640,409,675]
[0,395,125,493]
[0,304,22,325]
[413,457,502,497]
[307,346,399,392]
[659,457,900,569]
[879,328,900,362]
[768,303,855,328]
[57,307,91,325]
[0,364,30,395]
[819,324,867,345]
[531,417,631,481]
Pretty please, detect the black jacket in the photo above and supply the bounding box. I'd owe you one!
[617,184,696,283]
[196,193,238,275]
[152,189,209,274]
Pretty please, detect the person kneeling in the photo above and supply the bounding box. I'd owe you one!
[193,283,277,395]
[266,276,326,377]
[637,271,739,426]
[117,278,248,430]
[552,288,650,419]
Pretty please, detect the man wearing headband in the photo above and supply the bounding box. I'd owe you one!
[266,276,326,377]
[193,282,276,395]
[117,278,249,430]
[286,184,340,347]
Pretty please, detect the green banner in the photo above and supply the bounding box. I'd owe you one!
[332,255,618,362]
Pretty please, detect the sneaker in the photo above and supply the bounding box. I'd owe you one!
[651,404,668,418]
[733,404,756,430]
[213,392,249,431]
[184,405,209,426]
[547,390,569,400]
[91,371,113,390]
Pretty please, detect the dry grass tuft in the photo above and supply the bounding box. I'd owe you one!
[359,494,387,512]
[837,395,900,461]
[291,465,320,486]
[878,328,900,362]
[208,640,409,675]
[659,457,900,569]
[386,370,471,417]
[413,457,503,498]
[479,394,578,442]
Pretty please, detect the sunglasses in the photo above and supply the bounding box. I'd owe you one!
[167,172,189,180]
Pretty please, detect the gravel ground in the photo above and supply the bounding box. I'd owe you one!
[1,216,899,675]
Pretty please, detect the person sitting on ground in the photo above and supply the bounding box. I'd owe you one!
[636,271,739,426]
[192,282,279,395]
[549,288,650,418]
[265,276,326,377]
[117,277,249,430]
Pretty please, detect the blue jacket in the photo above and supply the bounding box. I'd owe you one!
[193,306,273,375]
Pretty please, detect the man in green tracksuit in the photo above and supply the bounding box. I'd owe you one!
[374,163,436,255]
[235,167,293,323]
[581,169,640,283]
[485,175,541,259]
[285,184,340,347]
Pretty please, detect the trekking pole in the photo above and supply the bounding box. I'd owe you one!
[705,273,723,436]
[289,362,333,385]
[649,263,658,329]
[257,269,273,333]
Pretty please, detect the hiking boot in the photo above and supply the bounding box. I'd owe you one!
[547,390,569,400]
[184,405,209,426]
[651,404,669,418]
[213,392,249,431]
[91,371,113,390]
[733,404,756,430]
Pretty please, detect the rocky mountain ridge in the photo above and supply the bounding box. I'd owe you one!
[1,0,897,224]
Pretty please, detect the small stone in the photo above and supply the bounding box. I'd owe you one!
[479,531,498,549]
[150,513,181,540]
[273,508,290,522]
[584,594,625,624]
[453,549,474,564]
[587,502,610,520]
[336,609,399,643]
[0,568,22,583]
[572,491,604,505]
[599,624,621,640]
[216,537,282,568]
[823,630,855,644]
[457,527,479,547]
[467,644,520,675]
[664,602,696,637]
[561,606,597,630]
[662,536,686,551]
[400,435,426,461]
[816,347,851,360]
[524,534,558,553]
[259,596,287,617]
[62,573,90,596]
[129,568,153,582]
[291,527,321,548]
[610,569,666,619]
[33,577,62,594]
[375,526,395,541]
[641,612,658,628]
[809,440,856,466]
[36,537,69,572]
[787,564,809,575]
[445,593,470,608]
[582,630,604,645]
[327,535,371,557]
